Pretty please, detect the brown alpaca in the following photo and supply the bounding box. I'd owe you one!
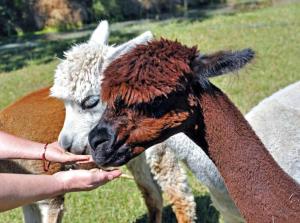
[89,39,300,223]
[0,88,66,222]
[0,87,65,174]
[0,87,195,223]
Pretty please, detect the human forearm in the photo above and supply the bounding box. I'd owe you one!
[0,173,63,212]
[0,131,43,160]
[0,169,121,212]
[0,131,91,163]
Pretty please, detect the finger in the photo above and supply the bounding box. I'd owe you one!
[75,156,94,164]
[66,154,92,163]
[93,169,122,183]
[76,160,95,164]
[107,169,122,180]
[89,169,111,185]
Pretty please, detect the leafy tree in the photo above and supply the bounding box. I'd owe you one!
[0,0,37,36]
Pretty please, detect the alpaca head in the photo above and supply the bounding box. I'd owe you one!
[50,21,153,154]
[88,39,255,166]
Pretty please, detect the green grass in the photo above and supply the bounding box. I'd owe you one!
[0,2,300,222]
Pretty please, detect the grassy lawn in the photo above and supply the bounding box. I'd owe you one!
[0,2,299,222]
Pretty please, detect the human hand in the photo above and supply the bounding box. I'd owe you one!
[45,142,92,164]
[54,169,122,192]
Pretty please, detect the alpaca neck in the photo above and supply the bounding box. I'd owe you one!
[189,85,300,223]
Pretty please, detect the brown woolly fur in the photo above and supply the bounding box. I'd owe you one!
[127,111,190,145]
[102,38,197,106]
[198,88,300,222]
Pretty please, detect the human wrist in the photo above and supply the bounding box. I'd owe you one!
[18,141,45,160]
[28,141,45,160]
[52,172,68,194]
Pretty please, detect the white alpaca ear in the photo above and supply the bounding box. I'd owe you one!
[89,20,109,45]
[107,31,153,61]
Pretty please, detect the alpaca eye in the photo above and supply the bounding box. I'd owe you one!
[81,95,100,110]
[151,99,162,109]
[114,96,126,114]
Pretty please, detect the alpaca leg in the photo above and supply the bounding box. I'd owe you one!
[209,190,244,223]
[23,196,64,223]
[45,196,64,223]
[146,143,196,223]
[22,203,42,223]
[126,154,163,223]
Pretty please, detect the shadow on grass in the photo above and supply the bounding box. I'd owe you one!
[135,195,220,223]
[0,29,139,73]
[0,2,249,74]
[0,37,83,72]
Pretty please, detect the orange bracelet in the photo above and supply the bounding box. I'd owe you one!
[42,143,51,172]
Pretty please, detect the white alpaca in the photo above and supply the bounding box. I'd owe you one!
[164,80,300,223]
[51,21,196,223]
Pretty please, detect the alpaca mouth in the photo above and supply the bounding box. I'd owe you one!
[91,143,133,167]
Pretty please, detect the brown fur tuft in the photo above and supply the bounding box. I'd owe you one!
[102,39,197,106]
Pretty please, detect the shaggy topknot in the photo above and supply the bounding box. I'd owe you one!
[102,39,198,106]
[51,42,111,103]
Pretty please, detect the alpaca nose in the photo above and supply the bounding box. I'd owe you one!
[59,135,73,152]
[88,124,114,151]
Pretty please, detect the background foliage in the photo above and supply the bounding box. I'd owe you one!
[0,0,273,36]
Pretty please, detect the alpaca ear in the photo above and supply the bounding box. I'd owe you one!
[107,31,153,62]
[192,48,255,78]
[89,20,109,45]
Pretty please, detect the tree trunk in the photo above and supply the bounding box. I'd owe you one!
[183,0,188,17]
